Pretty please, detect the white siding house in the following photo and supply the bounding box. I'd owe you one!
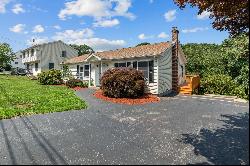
[11,51,25,69]
[64,27,187,96]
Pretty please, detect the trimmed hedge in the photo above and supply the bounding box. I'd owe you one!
[66,79,88,88]
[101,68,146,98]
[37,69,63,85]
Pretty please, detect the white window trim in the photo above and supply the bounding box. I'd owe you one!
[113,59,155,84]
[84,64,90,78]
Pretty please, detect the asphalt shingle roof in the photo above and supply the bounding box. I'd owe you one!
[64,42,172,64]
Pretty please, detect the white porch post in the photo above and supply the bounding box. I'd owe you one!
[88,62,91,87]
[100,61,103,76]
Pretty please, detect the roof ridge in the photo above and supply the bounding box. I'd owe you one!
[96,41,170,55]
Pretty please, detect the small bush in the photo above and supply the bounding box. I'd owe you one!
[37,69,63,85]
[101,68,146,98]
[62,65,74,81]
[199,74,247,99]
[66,79,88,88]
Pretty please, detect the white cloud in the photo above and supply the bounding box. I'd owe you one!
[53,29,94,41]
[138,33,154,40]
[12,4,25,14]
[93,19,119,27]
[164,10,177,22]
[27,36,49,46]
[52,28,126,51]
[80,38,126,51]
[9,24,26,33]
[111,0,135,20]
[32,25,45,33]
[158,32,169,39]
[182,27,209,33]
[0,0,10,13]
[53,25,61,30]
[58,0,135,21]
[197,11,211,20]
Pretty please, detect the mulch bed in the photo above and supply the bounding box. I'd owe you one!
[93,90,160,105]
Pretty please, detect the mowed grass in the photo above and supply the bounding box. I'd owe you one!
[0,75,87,120]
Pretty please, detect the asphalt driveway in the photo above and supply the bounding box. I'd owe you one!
[0,89,249,165]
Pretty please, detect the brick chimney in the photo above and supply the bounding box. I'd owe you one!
[172,27,179,92]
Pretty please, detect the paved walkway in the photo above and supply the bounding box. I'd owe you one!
[0,89,249,165]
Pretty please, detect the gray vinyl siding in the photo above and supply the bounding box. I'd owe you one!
[39,41,77,71]
[22,41,77,73]
[158,48,172,96]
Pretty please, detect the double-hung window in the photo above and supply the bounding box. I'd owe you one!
[84,64,90,77]
[62,51,67,57]
[35,63,38,71]
[31,49,35,56]
[49,63,54,69]
[138,60,154,83]
[114,60,154,83]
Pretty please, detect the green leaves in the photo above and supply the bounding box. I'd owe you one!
[101,68,145,98]
[66,79,88,88]
[37,69,63,85]
[0,43,15,69]
[182,34,249,100]
[69,44,94,56]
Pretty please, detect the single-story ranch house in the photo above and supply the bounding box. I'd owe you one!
[64,27,187,96]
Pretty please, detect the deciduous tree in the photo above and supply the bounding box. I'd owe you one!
[0,43,14,70]
[70,44,94,56]
[174,0,249,36]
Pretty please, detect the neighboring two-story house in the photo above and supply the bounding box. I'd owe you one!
[21,40,78,76]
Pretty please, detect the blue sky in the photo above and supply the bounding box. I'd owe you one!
[0,0,229,52]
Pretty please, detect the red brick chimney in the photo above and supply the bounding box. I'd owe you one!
[172,27,179,92]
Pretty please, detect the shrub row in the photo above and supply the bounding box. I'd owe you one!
[66,79,88,88]
[38,69,89,89]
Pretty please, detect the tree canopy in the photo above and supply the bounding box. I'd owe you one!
[174,0,249,36]
[70,44,94,56]
[0,43,14,69]
[136,42,151,47]
[182,34,249,99]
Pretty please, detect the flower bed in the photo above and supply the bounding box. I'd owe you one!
[93,90,160,105]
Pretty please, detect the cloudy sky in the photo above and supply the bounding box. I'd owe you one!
[0,0,229,52]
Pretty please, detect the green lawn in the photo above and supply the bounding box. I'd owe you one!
[0,75,87,120]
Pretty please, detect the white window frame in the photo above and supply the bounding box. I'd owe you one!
[84,64,90,78]
[113,59,154,84]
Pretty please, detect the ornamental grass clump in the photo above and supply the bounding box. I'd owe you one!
[100,68,146,98]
